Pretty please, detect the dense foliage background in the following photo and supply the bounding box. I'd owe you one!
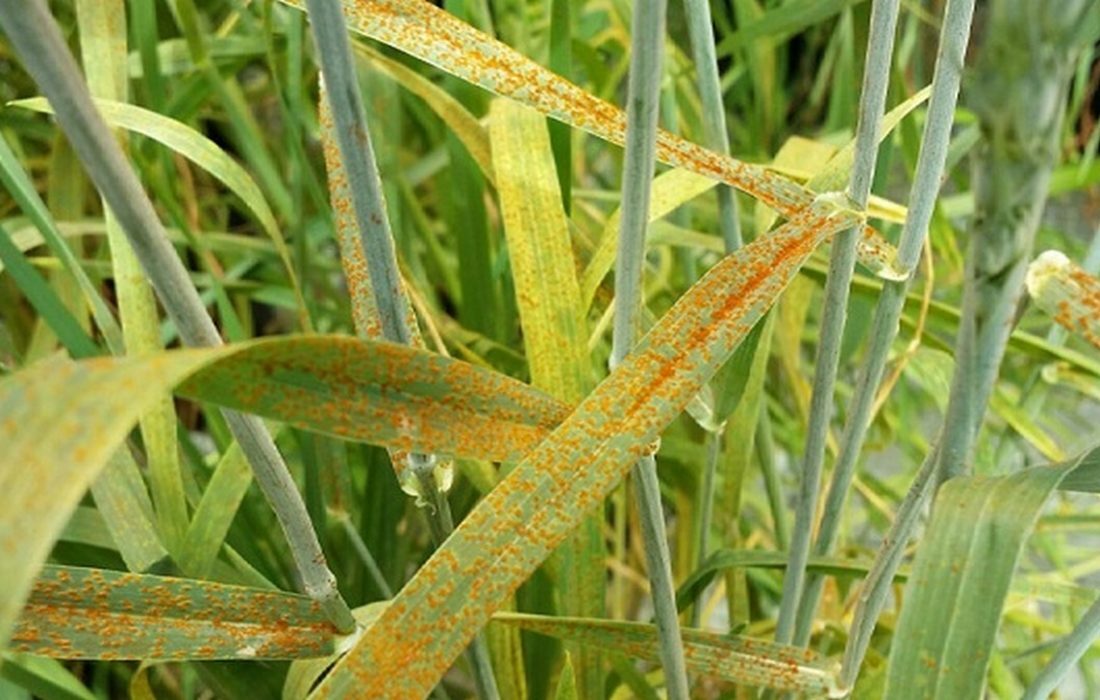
[1,0,1100,698]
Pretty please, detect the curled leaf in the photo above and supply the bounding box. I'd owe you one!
[1027,250,1100,349]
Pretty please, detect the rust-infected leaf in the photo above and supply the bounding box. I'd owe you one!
[309,195,862,699]
[178,336,570,462]
[318,90,456,498]
[1027,250,1100,349]
[0,348,223,647]
[492,613,839,695]
[0,335,568,648]
[280,0,903,279]
[10,565,334,660]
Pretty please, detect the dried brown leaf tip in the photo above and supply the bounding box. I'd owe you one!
[1027,250,1100,349]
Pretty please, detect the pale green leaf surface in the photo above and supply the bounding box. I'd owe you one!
[883,449,1096,699]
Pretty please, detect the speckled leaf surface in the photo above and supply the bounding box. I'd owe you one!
[308,196,861,699]
[1028,250,1100,349]
[179,336,569,462]
[0,348,221,647]
[278,0,904,280]
[492,613,839,695]
[0,335,568,649]
[9,566,334,660]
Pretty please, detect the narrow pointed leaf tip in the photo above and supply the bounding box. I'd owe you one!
[307,196,858,699]
[1027,249,1100,349]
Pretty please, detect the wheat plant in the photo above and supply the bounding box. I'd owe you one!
[1,0,1099,698]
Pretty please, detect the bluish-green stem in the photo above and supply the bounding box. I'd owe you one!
[681,0,741,252]
[839,440,941,692]
[792,0,974,647]
[303,2,498,696]
[1022,594,1100,700]
[611,0,689,695]
[0,0,357,634]
[937,0,1090,484]
[756,411,788,551]
[682,0,744,627]
[773,0,899,646]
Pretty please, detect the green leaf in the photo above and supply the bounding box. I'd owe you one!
[0,652,96,700]
[179,336,570,462]
[10,96,310,328]
[307,194,862,698]
[0,347,222,646]
[882,449,1094,699]
[490,96,600,698]
[9,565,334,659]
[492,613,839,695]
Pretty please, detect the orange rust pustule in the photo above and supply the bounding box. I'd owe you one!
[314,0,821,216]
[312,200,853,698]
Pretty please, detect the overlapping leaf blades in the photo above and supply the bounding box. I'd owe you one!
[277,0,905,281]
[308,195,863,698]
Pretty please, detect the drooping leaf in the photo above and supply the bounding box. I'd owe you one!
[11,96,309,327]
[492,613,839,695]
[0,333,572,647]
[307,194,862,698]
[0,347,221,646]
[179,336,570,462]
[279,0,903,279]
[9,565,334,659]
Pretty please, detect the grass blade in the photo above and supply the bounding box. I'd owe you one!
[10,565,334,660]
[0,221,100,359]
[308,194,862,698]
[0,135,123,353]
[0,347,220,645]
[0,0,354,632]
[490,97,602,698]
[493,613,839,695]
[178,336,570,462]
[73,0,189,558]
[279,0,900,274]
[11,96,309,330]
[882,452,1091,698]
